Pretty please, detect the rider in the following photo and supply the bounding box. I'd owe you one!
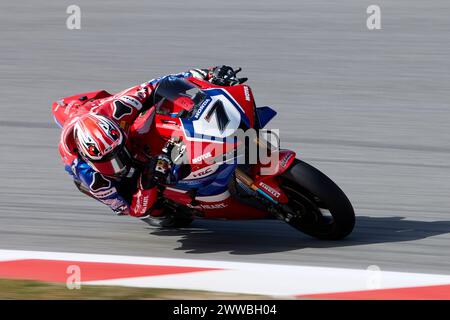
[57,65,240,221]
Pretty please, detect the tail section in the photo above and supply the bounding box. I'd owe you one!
[52,90,112,128]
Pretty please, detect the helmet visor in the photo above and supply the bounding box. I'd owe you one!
[88,146,132,177]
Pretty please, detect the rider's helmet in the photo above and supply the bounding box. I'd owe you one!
[73,113,132,177]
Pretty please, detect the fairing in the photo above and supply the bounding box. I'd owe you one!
[52,77,297,220]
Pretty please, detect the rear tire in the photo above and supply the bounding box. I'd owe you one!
[280,159,355,240]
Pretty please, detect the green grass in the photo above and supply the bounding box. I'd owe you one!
[0,279,271,300]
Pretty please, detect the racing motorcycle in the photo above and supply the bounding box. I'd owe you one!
[52,69,355,240]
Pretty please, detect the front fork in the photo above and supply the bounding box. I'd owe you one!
[234,169,279,205]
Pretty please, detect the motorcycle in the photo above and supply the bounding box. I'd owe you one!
[52,69,355,240]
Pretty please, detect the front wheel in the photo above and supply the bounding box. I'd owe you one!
[143,201,194,228]
[279,159,355,240]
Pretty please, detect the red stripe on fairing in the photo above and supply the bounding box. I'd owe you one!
[0,259,221,283]
[297,284,450,300]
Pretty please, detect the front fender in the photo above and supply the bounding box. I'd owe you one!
[255,149,296,178]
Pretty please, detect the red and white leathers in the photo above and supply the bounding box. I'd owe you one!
[57,69,212,217]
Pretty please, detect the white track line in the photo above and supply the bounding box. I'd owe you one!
[1,249,449,297]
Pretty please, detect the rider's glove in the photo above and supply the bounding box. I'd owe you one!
[209,65,238,86]
[138,153,174,189]
[209,65,247,86]
[153,154,174,184]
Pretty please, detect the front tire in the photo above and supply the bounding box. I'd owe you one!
[144,213,193,228]
[143,204,193,228]
[280,159,355,240]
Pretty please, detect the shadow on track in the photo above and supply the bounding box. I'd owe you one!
[145,216,450,255]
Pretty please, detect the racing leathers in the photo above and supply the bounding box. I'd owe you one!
[58,68,213,218]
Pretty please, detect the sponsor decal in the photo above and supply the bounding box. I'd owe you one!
[119,95,142,110]
[64,101,79,114]
[57,99,66,107]
[187,203,228,210]
[93,188,116,199]
[102,198,127,210]
[193,98,211,119]
[137,88,148,99]
[280,153,294,169]
[192,167,213,178]
[177,179,203,186]
[192,152,212,164]
[243,86,251,101]
[137,195,149,214]
[259,182,281,198]
[181,163,220,180]
[201,203,227,209]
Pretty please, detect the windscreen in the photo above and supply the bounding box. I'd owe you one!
[153,77,207,118]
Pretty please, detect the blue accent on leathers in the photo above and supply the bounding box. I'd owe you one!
[66,158,129,212]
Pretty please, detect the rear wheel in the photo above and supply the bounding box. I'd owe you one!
[279,159,355,240]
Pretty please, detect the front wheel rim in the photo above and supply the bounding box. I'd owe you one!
[282,185,335,232]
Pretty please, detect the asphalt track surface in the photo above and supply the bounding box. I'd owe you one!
[0,1,449,275]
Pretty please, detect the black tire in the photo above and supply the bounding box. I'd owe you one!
[280,159,355,240]
[144,214,193,228]
[142,205,193,228]
[169,214,194,228]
